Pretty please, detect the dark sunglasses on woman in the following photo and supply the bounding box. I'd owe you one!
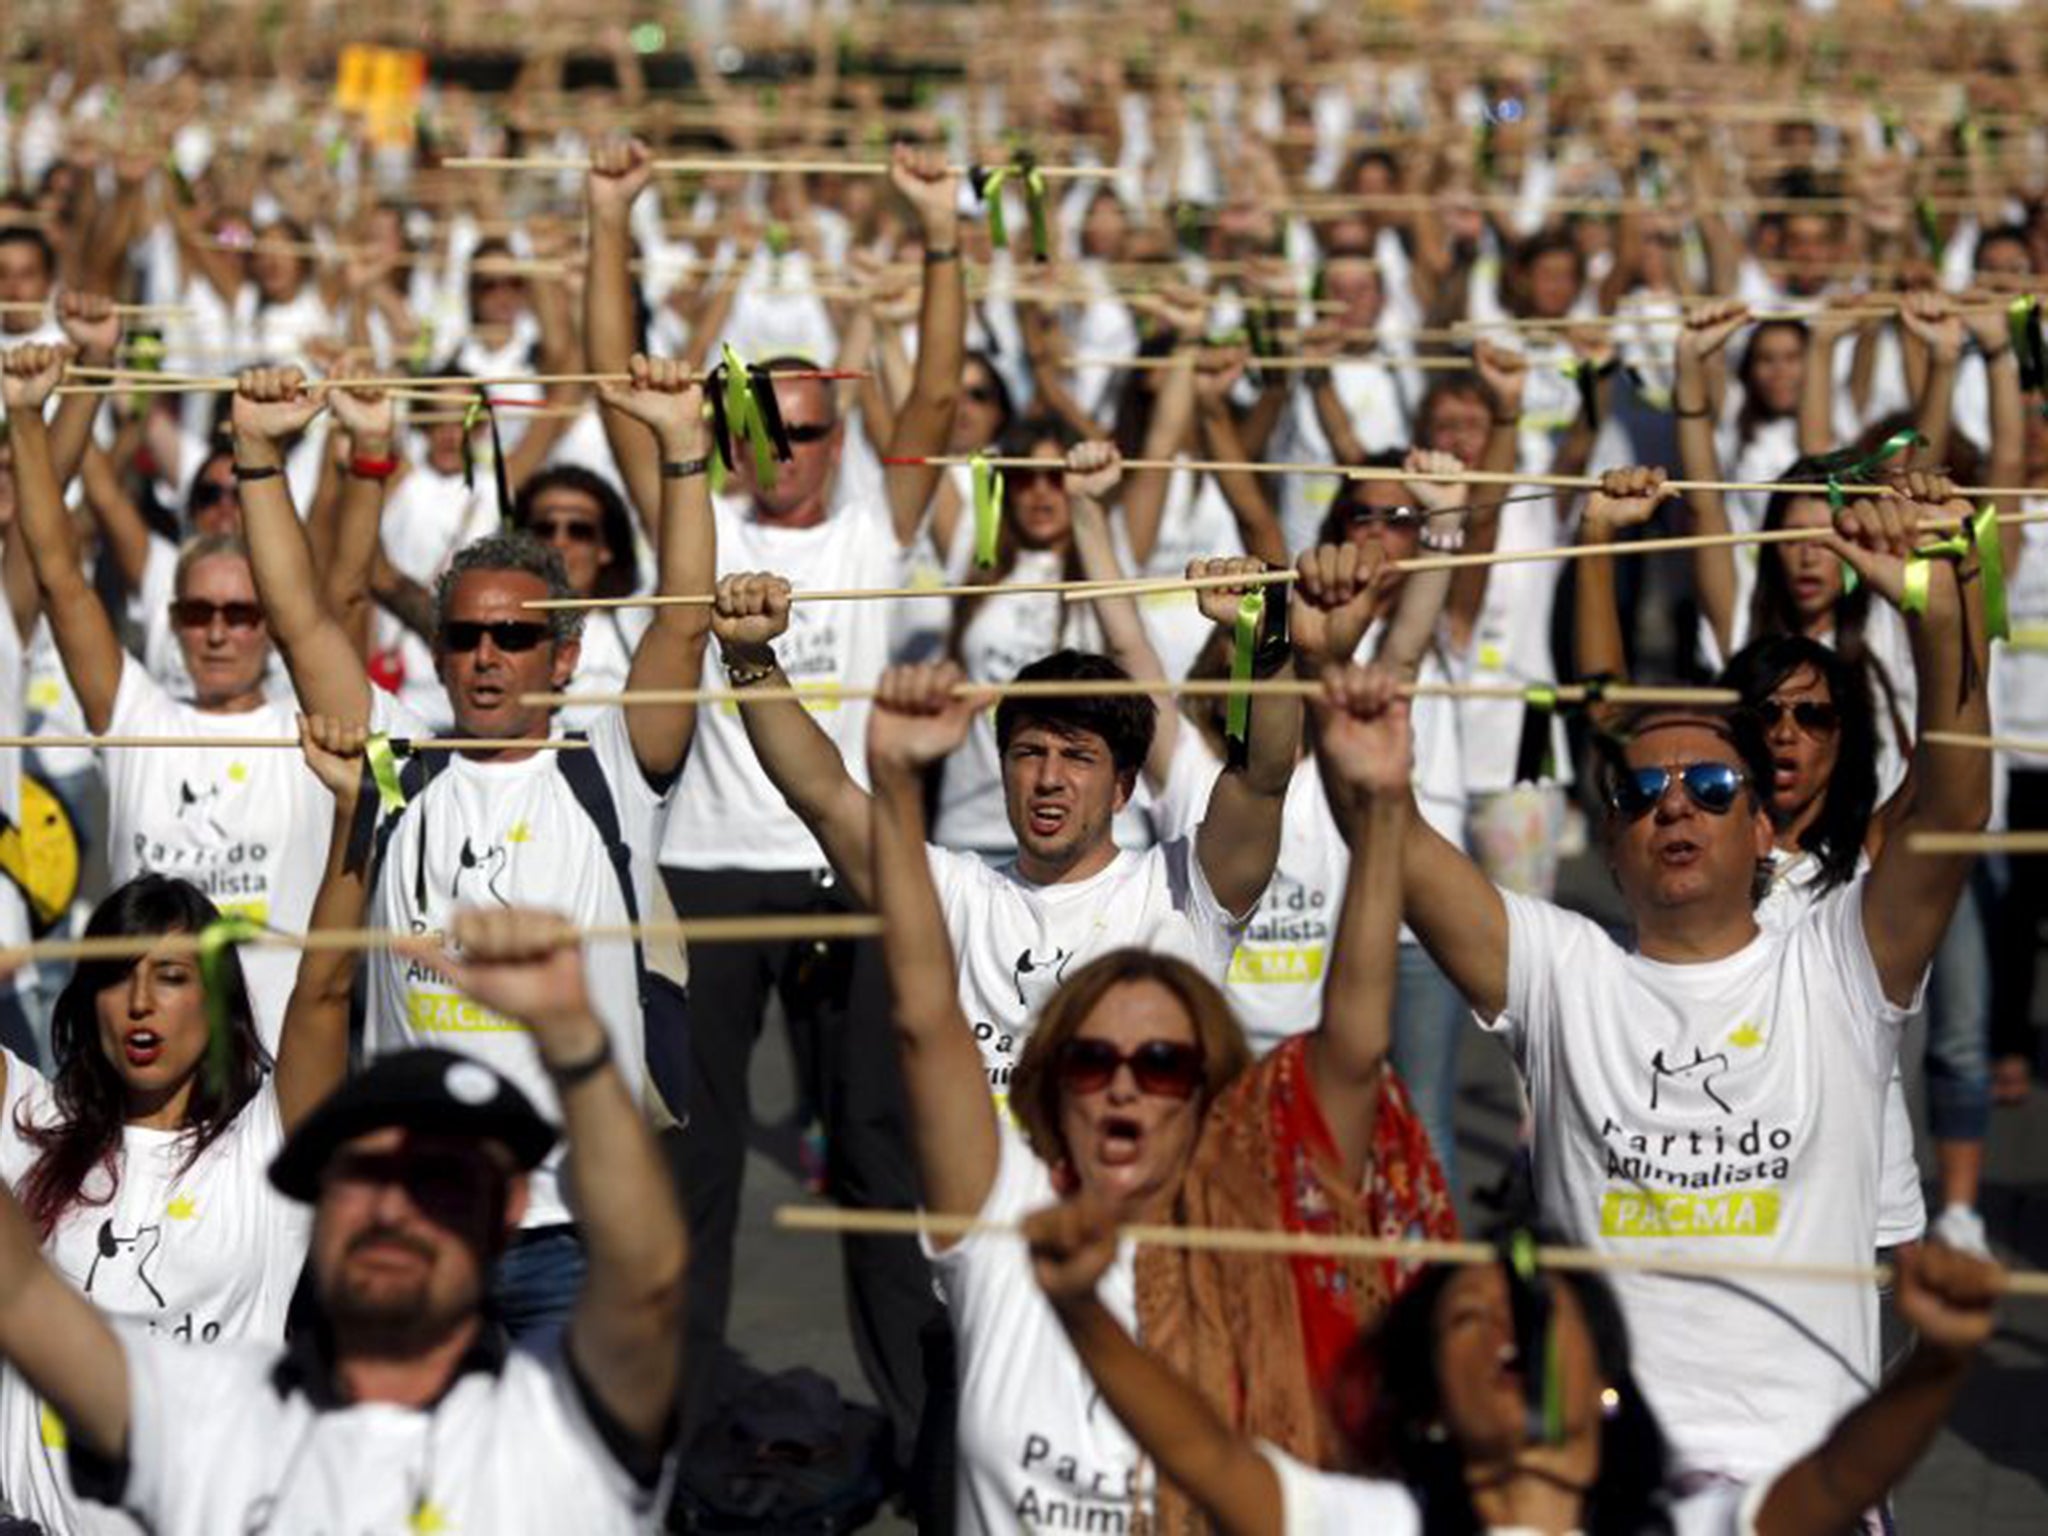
[169,599,263,631]
[1055,1038,1206,1100]
[1753,698,1840,736]
[1607,761,1749,821]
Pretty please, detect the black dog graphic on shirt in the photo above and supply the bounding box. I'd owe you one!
[84,1219,166,1310]
[452,838,511,907]
[1011,946,1072,1010]
[174,779,231,845]
[1648,1045,1733,1114]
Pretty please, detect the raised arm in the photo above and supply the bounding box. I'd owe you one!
[1895,292,1963,472]
[882,145,966,547]
[1193,355,1289,568]
[1756,1244,2000,1536]
[1190,559,1301,916]
[1303,670,1411,1184]
[272,715,372,1133]
[48,292,121,487]
[230,368,374,721]
[1067,443,1181,789]
[4,344,124,732]
[1118,347,1196,569]
[585,141,663,526]
[866,663,1001,1223]
[1375,449,1468,679]
[1853,475,1993,1006]
[595,355,716,780]
[1337,659,1509,1018]
[708,573,875,900]
[1027,1195,1281,1536]
[318,373,398,664]
[1674,303,1748,657]
[1798,302,1854,457]
[1571,468,1675,727]
[1446,346,1529,641]
[0,1180,129,1464]
[426,908,685,1458]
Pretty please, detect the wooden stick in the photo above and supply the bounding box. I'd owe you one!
[443,155,1106,181]
[520,679,1739,710]
[1920,731,2048,758]
[0,302,187,317]
[1908,832,2048,856]
[772,1204,2048,1297]
[1064,353,1484,373]
[0,913,884,968]
[1453,304,2016,334]
[53,366,863,397]
[0,735,591,752]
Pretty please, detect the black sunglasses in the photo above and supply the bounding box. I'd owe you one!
[440,620,551,653]
[1056,1038,1205,1100]
[188,480,235,512]
[1608,761,1749,821]
[528,517,602,545]
[782,421,835,444]
[1343,504,1425,531]
[965,383,1000,404]
[323,1147,504,1210]
[1753,698,1840,736]
[170,598,263,631]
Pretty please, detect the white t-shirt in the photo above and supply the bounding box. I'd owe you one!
[1259,1443,1762,1536]
[1122,469,1246,685]
[926,839,1250,1097]
[1489,882,1918,1481]
[108,1326,666,1535]
[0,1067,309,1536]
[365,703,666,1228]
[933,1121,1151,1535]
[0,609,29,957]
[104,659,333,1050]
[1757,849,1925,1247]
[558,608,652,736]
[1146,645,1464,1053]
[660,497,907,872]
[1460,490,1573,793]
[1274,359,1416,553]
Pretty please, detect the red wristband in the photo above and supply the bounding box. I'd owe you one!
[348,455,399,481]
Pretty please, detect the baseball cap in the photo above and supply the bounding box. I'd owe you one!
[270,1048,558,1202]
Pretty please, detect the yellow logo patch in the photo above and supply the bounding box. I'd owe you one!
[1599,1188,1781,1239]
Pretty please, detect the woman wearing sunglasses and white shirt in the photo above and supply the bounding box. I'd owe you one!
[863,649,1455,1534]
[2,345,397,1051]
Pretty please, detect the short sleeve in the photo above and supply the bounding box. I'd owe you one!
[106,653,170,737]
[923,843,987,931]
[1171,830,1259,928]
[1670,1478,1768,1536]
[586,692,677,804]
[1493,889,1609,1063]
[1800,877,1923,1052]
[1150,731,1221,844]
[1257,1445,1421,1536]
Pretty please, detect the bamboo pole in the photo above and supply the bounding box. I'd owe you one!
[0,303,188,317]
[442,155,1107,181]
[520,678,1739,710]
[0,735,591,751]
[1920,731,2048,757]
[773,1205,2048,1297]
[1063,353,1485,373]
[52,367,864,397]
[0,913,884,968]
[1908,832,2048,856]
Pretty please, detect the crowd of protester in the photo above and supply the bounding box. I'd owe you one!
[0,3,2033,1530]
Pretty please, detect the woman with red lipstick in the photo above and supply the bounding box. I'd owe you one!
[0,716,364,1535]
[867,652,1454,1533]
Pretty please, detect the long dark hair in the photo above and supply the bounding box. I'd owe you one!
[1720,635,1879,893]
[1342,1261,1675,1536]
[1734,318,1806,450]
[945,415,1086,661]
[16,876,268,1241]
[1749,458,1909,753]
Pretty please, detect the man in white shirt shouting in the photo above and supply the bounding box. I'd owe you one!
[1329,470,1992,1484]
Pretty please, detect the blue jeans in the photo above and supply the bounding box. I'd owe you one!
[491,1225,587,1357]
[1391,943,1467,1196]
[1924,873,1993,1144]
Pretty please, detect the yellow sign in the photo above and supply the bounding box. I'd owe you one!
[1228,947,1324,984]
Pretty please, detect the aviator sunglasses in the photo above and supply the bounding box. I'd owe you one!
[1607,761,1749,821]
[1752,698,1840,736]
[1055,1038,1206,1100]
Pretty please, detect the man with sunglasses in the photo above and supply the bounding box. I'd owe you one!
[1338,474,1993,1487]
[584,140,969,1469]
[0,908,685,1534]
[231,356,714,1348]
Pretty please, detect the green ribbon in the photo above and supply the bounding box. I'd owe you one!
[718,342,778,492]
[1900,533,1965,617]
[406,320,436,376]
[1225,592,1265,745]
[1506,1230,1566,1446]
[1879,106,1902,149]
[364,732,407,813]
[1021,164,1050,263]
[1975,503,2009,641]
[1815,427,1924,595]
[459,396,485,490]
[969,453,1004,568]
[974,166,1012,252]
[2008,296,2045,391]
[764,222,792,259]
[1914,198,1942,259]
[124,333,164,413]
[197,917,264,1093]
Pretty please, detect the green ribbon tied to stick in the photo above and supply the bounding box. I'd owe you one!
[2008,296,2047,394]
[198,916,266,1094]
[970,155,1051,263]
[364,732,409,814]
[708,342,795,494]
[1224,591,1266,748]
[1812,427,1925,597]
[1899,504,2008,705]
[969,453,1005,569]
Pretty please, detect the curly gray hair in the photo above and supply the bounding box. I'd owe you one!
[433,531,585,647]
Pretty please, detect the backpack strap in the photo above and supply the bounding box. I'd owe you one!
[361,745,455,908]
[552,733,653,987]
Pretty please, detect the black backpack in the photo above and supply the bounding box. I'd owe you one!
[672,1363,893,1533]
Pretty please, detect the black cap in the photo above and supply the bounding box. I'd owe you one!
[270,1048,558,1202]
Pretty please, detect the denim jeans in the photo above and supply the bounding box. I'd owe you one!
[1924,873,1993,1144]
[1391,942,1468,1196]
[491,1225,587,1357]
